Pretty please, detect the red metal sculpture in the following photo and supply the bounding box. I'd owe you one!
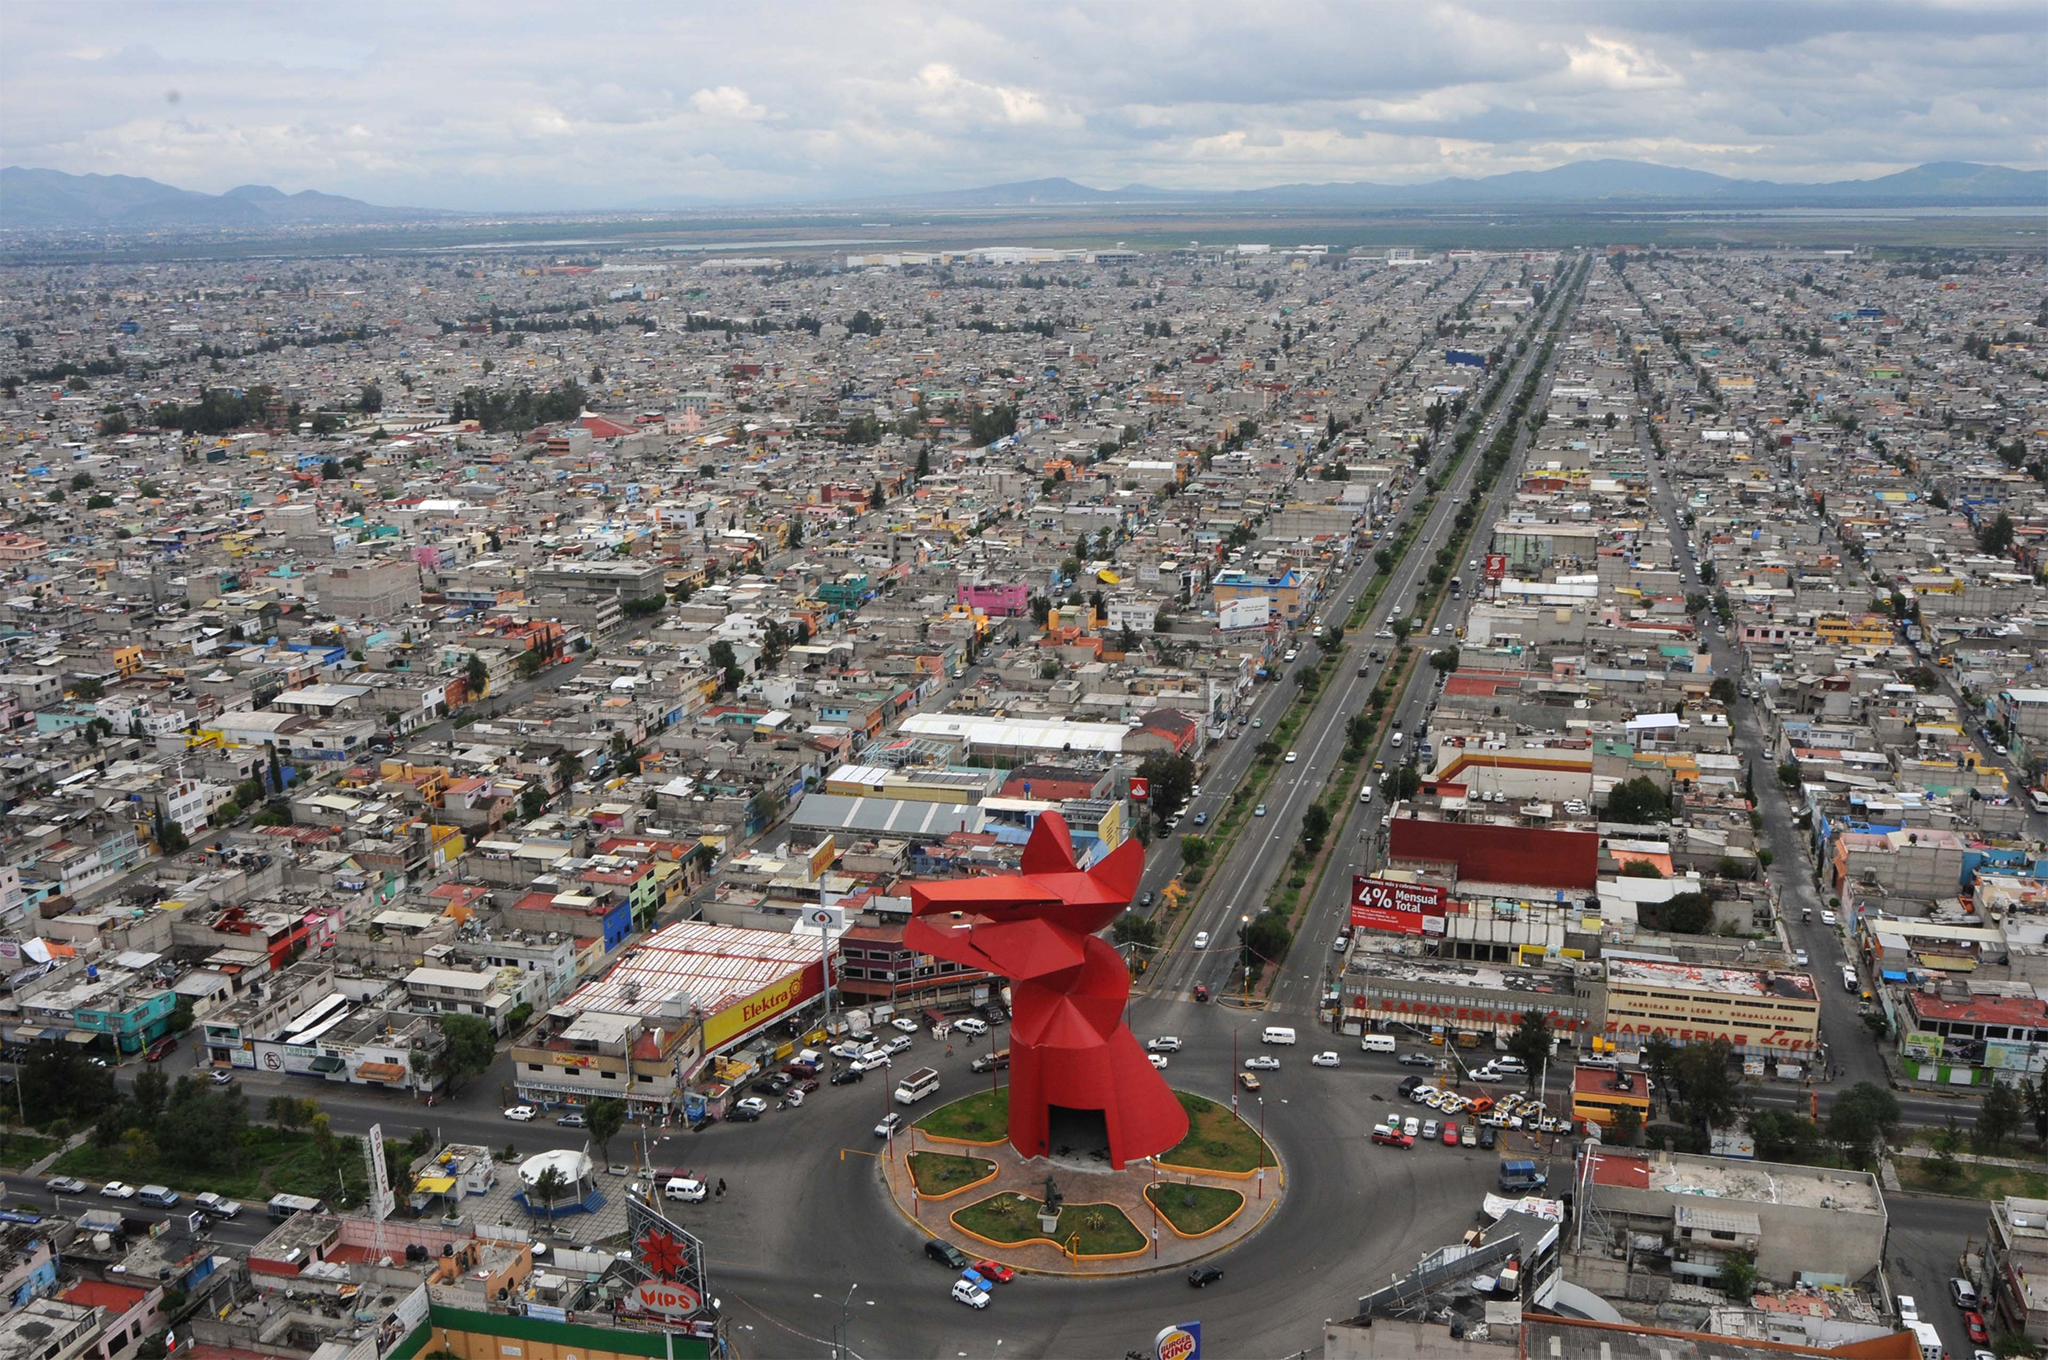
[906,813,1187,1169]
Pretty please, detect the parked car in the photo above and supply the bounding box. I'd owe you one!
[883,1036,915,1056]
[664,1177,708,1203]
[1188,1266,1225,1288]
[46,1176,88,1195]
[1244,1056,1280,1071]
[925,1238,969,1269]
[1821,910,1838,925]
[144,1037,178,1063]
[831,1067,865,1085]
[1421,1120,1439,1142]
[892,1017,920,1033]
[503,1106,538,1122]
[974,1260,1015,1284]
[1404,1116,1421,1138]
[733,1096,769,1117]
[209,1070,235,1086]
[556,1112,587,1127]
[1478,1125,1498,1150]
[875,1112,904,1139]
[1443,1123,1461,1146]
[1965,1311,1988,1344]
[1311,1051,1341,1068]
[1399,1052,1434,1067]
[1147,1036,1183,1053]
[1371,1127,1414,1149]
[1951,1278,1980,1310]
[953,1017,989,1037]
[100,1181,137,1200]
[951,1278,991,1310]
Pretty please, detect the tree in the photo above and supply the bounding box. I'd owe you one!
[586,1098,626,1167]
[1136,752,1197,820]
[1717,1250,1759,1301]
[1777,759,1804,789]
[1980,511,2017,557]
[70,471,94,491]
[359,383,383,414]
[464,653,488,699]
[1240,909,1292,976]
[1604,776,1671,824]
[1609,1104,1642,1145]
[527,1163,565,1221]
[1300,803,1332,851]
[2025,1072,2048,1144]
[131,1068,170,1128]
[1390,618,1412,643]
[1826,1081,1901,1166]
[1501,1010,1552,1081]
[71,676,105,702]
[1659,891,1714,935]
[437,1015,496,1092]
[1978,1080,2024,1152]
[1671,1039,1746,1133]
[1709,677,1737,705]
[869,479,887,510]
[1429,646,1460,673]
[1747,1108,1821,1163]
[1112,913,1160,949]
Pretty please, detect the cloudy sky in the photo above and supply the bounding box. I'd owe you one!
[3,0,2042,210]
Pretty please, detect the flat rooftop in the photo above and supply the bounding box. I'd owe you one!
[1590,1150,1884,1215]
[1606,958,1817,1000]
[562,918,816,1020]
[1352,959,1573,996]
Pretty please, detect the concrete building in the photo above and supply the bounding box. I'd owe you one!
[1601,959,1821,1061]
[1986,1195,2048,1344]
[316,561,422,618]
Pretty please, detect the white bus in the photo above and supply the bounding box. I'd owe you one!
[893,1067,941,1106]
[267,1193,327,1221]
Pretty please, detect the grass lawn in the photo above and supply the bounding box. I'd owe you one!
[1145,1181,1244,1235]
[1897,1155,2048,1200]
[908,1151,994,1196]
[0,1131,60,1171]
[953,1192,1145,1256]
[1160,1091,1275,1173]
[915,1089,1008,1142]
[51,1127,385,1204]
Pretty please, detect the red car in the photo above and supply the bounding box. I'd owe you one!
[1443,1122,1460,1146]
[973,1259,1015,1284]
[1371,1127,1415,1149]
[1965,1310,1988,1344]
[144,1037,177,1063]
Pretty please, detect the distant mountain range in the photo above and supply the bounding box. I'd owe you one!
[3,158,2042,231]
[0,167,437,230]
[854,160,2048,209]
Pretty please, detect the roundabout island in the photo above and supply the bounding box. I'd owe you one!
[885,1086,1281,1275]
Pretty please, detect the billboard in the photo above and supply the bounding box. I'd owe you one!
[1484,553,1508,581]
[1217,596,1270,630]
[1128,777,1150,803]
[703,961,824,1050]
[1154,1322,1202,1360]
[1351,876,1448,935]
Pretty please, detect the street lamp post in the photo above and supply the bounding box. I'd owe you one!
[835,1282,858,1360]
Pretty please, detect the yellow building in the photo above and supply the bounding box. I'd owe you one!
[1813,613,1894,648]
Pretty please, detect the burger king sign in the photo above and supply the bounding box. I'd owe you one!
[1153,1321,1202,1360]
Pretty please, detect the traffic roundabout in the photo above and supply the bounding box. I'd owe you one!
[881,1087,1282,1276]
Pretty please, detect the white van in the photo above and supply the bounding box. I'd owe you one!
[893,1067,942,1105]
[1359,783,1375,803]
[1390,732,1404,748]
[1360,1034,1397,1054]
[1262,1026,1297,1046]
[1841,965,1858,993]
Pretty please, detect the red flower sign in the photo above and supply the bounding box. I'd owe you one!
[638,1227,687,1281]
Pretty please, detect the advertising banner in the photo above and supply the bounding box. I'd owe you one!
[703,962,823,1050]
[1128,777,1150,803]
[1484,553,1508,581]
[1351,876,1447,935]
[1216,597,1270,630]
[1154,1322,1201,1360]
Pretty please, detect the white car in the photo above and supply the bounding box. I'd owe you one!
[1409,1084,1439,1103]
[1403,1116,1421,1137]
[664,1177,707,1203]
[1793,949,1809,966]
[875,1112,904,1138]
[1253,804,1267,816]
[1244,1056,1281,1071]
[1821,910,1838,925]
[1310,1051,1341,1068]
[1190,785,1203,799]
[1285,751,1298,763]
[100,1181,137,1200]
[503,1106,538,1122]
[1192,931,1210,949]
[733,1096,769,1116]
[883,1035,914,1056]
[953,1017,989,1037]
[1147,1036,1183,1053]
[853,1054,892,1073]
[892,1017,920,1033]
[1149,1054,1169,1069]
[951,1277,991,1310]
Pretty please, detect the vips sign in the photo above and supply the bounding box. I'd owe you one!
[1351,876,1447,936]
[1154,1322,1202,1360]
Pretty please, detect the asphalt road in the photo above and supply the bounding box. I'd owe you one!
[1636,415,1891,1094]
[1885,1191,1988,1360]
[1146,265,1583,1014]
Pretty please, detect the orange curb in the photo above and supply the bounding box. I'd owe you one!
[908,1155,999,1202]
[1143,1183,1248,1240]
[1154,1156,1278,1182]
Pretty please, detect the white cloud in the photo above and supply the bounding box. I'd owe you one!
[0,1,2038,208]
[689,85,767,121]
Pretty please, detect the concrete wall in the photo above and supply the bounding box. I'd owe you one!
[1590,1168,1884,1283]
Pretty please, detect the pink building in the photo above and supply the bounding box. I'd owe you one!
[957,583,1030,616]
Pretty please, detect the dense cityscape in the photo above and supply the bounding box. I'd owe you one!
[4,6,2048,1360]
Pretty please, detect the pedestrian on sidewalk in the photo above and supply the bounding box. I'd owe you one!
[717,1177,726,1197]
